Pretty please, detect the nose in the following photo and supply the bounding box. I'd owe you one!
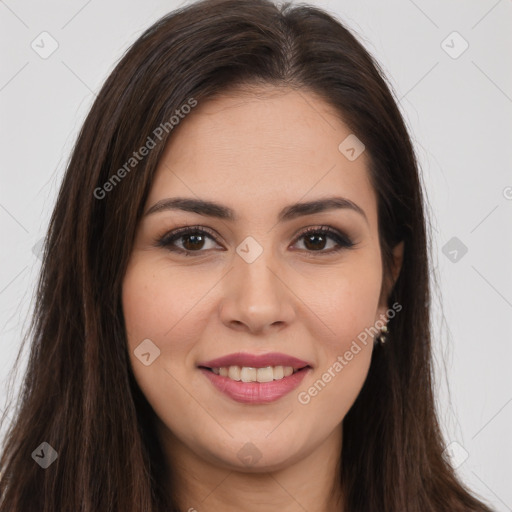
[218,250,296,335]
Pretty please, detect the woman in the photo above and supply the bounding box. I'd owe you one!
[0,0,496,510]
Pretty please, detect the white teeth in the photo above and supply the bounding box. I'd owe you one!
[273,366,284,379]
[228,365,241,381]
[256,367,274,382]
[210,365,302,382]
[240,367,256,382]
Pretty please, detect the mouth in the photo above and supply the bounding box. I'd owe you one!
[198,364,311,383]
[196,352,313,403]
[198,364,312,404]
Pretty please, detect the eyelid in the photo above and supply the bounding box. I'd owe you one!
[290,224,355,254]
[159,224,219,240]
[155,224,222,250]
[292,224,353,244]
[155,224,355,255]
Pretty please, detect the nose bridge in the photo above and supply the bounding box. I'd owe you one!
[219,236,295,332]
[234,237,282,304]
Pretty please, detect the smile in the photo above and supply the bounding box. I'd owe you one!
[197,352,313,404]
[205,365,303,382]
[198,365,311,404]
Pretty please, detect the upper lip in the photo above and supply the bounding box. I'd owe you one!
[198,352,312,369]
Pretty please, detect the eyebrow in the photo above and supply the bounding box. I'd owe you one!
[144,196,368,224]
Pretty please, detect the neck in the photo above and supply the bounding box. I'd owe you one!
[160,425,344,512]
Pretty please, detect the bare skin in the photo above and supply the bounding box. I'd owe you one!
[122,86,403,512]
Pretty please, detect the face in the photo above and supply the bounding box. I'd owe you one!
[122,86,401,473]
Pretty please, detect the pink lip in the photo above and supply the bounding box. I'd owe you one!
[199,367,312,404]
[198,352,312,369]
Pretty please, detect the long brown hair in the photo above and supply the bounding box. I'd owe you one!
[0,0,495,510]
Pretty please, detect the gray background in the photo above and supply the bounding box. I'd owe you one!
[1,0,511,509]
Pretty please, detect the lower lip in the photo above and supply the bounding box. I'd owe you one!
[199,367,311,404]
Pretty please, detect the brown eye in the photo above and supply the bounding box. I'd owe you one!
[181,232,207,251]
[156,225,355,257]
[156,226,222,256]
[303,232,329,251]
[293,226,355,254]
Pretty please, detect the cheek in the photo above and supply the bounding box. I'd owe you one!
[121,257,234,415]
[122,258,216,350]
[294,281,379,437]
[296,339,373,444]
[330,272,382,343]
[296,251,382,407]
[302,250,383,351]
[121,259,217,430]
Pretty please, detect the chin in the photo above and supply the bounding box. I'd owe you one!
[204,431,307,472]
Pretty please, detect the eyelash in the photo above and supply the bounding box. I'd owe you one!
[155,224,355,257]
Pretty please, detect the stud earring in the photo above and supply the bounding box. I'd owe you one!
[377,324,388,345]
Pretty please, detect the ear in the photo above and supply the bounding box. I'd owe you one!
[389,240,404,287]
[378,240,404,314]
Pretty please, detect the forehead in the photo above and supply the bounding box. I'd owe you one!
[148,87,377,225]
